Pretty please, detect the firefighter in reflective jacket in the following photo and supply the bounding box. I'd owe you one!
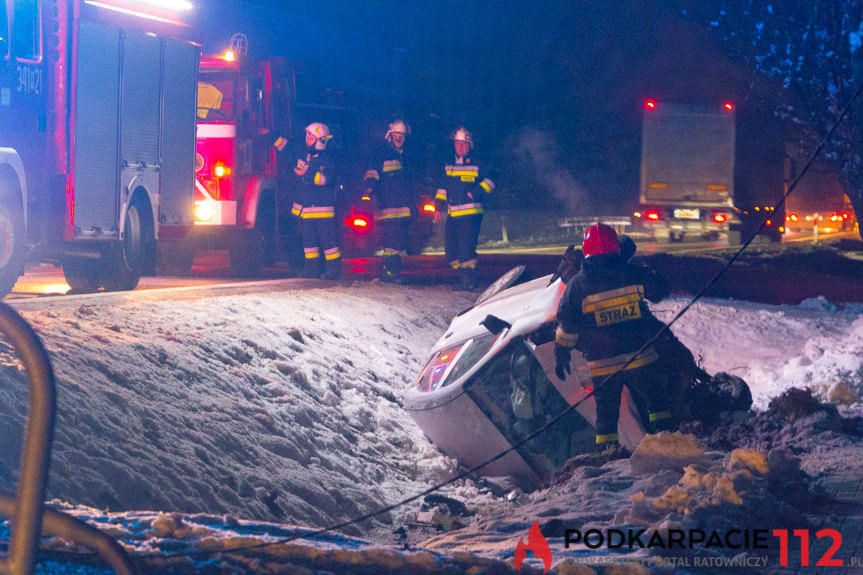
[364,120,413,283]
[435,127,495,291]
[554,223,676,455]
[294,122,341,279]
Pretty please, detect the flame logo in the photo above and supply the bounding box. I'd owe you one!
[514,519,552,573]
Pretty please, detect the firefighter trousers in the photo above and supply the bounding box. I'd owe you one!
[444,214,482,268]
[592,361,676,448]
[380,217,410,256]
[299,217,341,279]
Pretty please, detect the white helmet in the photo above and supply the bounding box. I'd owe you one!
[385,120,410,142]
[305,122,331,150]
[452,126,474,148]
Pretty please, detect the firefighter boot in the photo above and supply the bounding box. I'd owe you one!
[324,257,342,280]
[381,255,403,284]
[459,266,478,291]
[302,258,322,279]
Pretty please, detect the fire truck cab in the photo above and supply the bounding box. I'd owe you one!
[0,0,199,297]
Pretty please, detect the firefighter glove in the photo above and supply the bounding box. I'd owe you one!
[554,344,572,381]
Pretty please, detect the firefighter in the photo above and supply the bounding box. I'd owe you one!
[435,127,495,291]
[294,122,341,279]
[364,119,414,283]
[553,223,676,458]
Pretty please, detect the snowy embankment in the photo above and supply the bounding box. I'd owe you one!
[0,281,861,573]
[0,283,476,540]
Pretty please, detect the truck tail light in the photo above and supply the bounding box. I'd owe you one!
[713,213,727,224]
[213,162,230,178]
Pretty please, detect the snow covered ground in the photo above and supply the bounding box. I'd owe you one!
[0,278,861,573]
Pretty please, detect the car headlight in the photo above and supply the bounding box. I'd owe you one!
[415,333,498,392]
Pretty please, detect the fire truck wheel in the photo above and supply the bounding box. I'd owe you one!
[0,199,25,297]
[230,230,264,278]
[101,202,148,291]
[157,242,195,276]
[62,257,103,293]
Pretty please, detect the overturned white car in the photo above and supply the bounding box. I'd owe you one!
[406,267,652,485]
[406,266,751,486]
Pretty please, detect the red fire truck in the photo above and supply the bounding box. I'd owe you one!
[0,0,199,296]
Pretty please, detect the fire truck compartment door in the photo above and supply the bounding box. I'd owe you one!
[73,21,121,237]
[158,39,199,227]
[119,32,161,221]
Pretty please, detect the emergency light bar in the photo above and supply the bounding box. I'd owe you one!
[85,0,194,25]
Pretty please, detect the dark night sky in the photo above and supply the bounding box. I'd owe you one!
[197,1,784,214]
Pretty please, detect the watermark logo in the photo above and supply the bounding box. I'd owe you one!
[515,520,552,573]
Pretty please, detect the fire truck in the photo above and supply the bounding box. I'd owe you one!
[0,0,199,297]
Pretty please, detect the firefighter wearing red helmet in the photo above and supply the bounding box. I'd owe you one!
[435,127,496,291]
[294,122,341,279]
[364,120,414,283]
[554,223,675,458]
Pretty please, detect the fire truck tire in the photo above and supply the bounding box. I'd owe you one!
[230,230,264,278]
[62,257,103,293]
[0,199,25,297]
[157,243,195,276]
[101,202,148,292]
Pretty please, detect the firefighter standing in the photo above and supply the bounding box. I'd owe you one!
[435,127,495,291]
[364,120,414,283]
[553,223,676,456]
[294,122,341,279]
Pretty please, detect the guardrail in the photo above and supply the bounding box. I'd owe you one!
[558,217,632,234]
[0,302,135,575]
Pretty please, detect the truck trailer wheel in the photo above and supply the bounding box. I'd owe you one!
[101,202,149,291]
[0,200,25,297]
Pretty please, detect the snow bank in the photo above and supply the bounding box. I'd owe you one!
[0,283,476,540]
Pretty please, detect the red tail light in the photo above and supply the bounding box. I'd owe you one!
[765,219,773,226]
[713,213,728,224]
[646,210,660,221]
[350,217,369,229]
[422,203,436,214]
[645,99,657,110]
[213,161,231,178]
[724,101,734,111]
[842,212,850,220]
[787,213,799,222]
